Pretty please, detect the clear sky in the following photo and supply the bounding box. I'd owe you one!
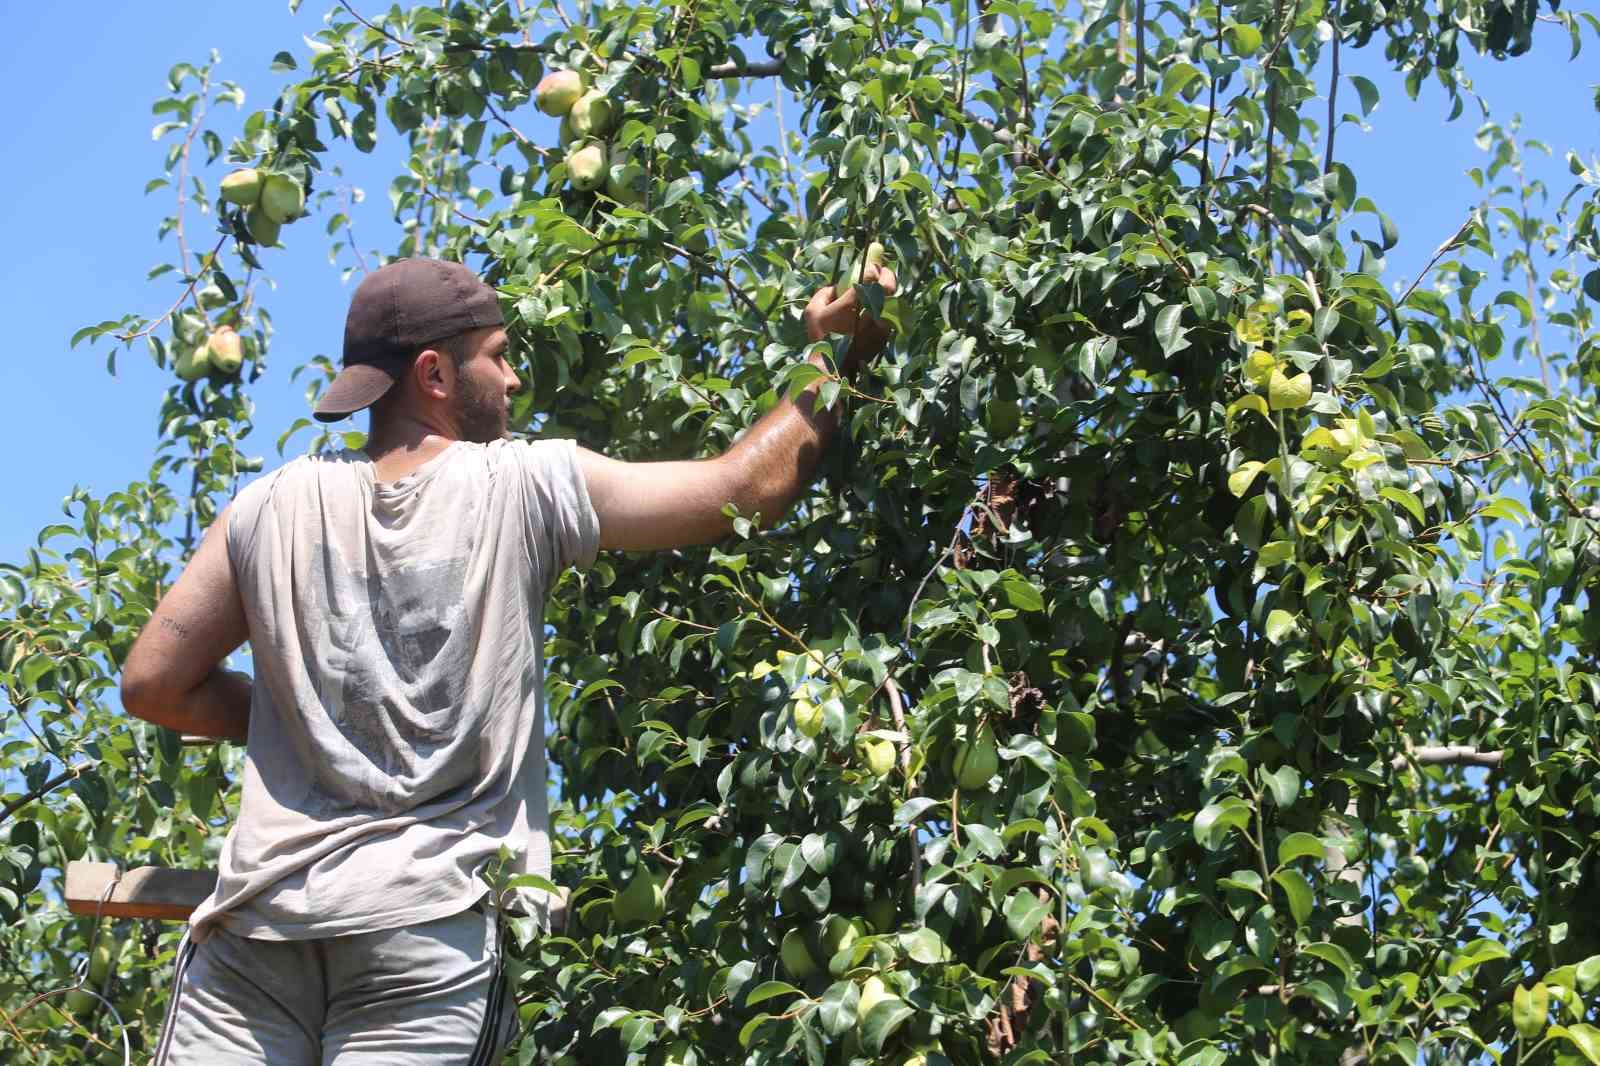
[0,2,1595,574]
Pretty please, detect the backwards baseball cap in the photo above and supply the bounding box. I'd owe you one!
[313,258,504,423]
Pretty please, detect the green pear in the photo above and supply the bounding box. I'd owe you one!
[792,696,824,738]
[558,113,578,147]
[838,241,886,294]
[248,205,282,247]
[260,174,305,224]
[219,168,262,206]
[780,928,819,979]
[858,737,896,778]
[953,728,999,790]
[205,326,244,375]
[536,70,584,116]
[568,141,607,192]
[857,974,901,1024]
[569,90,614,137]
[612,868,664,926]
[174,344,212,382]
[87,942,114,984]
[605,157,647,207]
[866,895,896,933]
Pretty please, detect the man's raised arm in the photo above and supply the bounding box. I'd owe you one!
[577,266,898,553]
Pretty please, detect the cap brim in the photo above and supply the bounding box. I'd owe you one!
[313,362,400,423]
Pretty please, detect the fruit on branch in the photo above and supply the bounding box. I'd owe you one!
[857,974,901,1023]
[536,70,585,116]
[611,867,664,926]
[87,942,114,984]
[204,326,243,375]
[219,168,262,206]
[839,241,886,293]
[952,728,999,790]
[605,154,647,207]
[248,205,282,247]
[568,141,607,191]
[174,344,212,382]
[858,737,896,778]
[818,914,869,974]
[791,695,824,738]
[568,90,614,137]
[557,114,578,148]
[780,928,819,979]
[259,174,305,224]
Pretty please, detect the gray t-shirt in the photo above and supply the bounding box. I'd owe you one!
[187,437,599,943]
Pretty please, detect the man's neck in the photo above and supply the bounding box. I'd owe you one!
[363,414,458,484]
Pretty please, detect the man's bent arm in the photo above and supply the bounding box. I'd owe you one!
[578,269,897,552]
[121,504,253,742]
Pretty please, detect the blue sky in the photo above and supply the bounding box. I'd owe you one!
[0,1,1595,576]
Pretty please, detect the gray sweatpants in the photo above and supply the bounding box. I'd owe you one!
[153,898,518,1064]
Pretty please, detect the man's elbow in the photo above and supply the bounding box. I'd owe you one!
[120,662,172,725]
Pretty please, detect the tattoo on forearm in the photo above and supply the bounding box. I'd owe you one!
[159,616,192,640]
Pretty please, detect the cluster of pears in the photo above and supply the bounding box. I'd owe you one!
[534,68,646,206]
[172,300,245,383]
[218,167,306,246]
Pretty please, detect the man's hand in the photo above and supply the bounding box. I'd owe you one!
[802,263,899,369]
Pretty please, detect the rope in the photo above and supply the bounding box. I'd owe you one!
[5,868,132,1065]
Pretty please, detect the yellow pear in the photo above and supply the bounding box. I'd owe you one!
[219,168,262,206]
[536,70,584,116]
[205,326,244,375]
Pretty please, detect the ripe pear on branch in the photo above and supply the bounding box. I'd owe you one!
[838,241,887,294]
[173,343,212,382]
[605,150,647,207]
[611,866,664,926]
[536,70,584,116]
[259,174,305,224]
[247,206,281,247]
[568,90,614,137]
[219,168,262,206]
[204,326,243,376]
[568,141,607,192]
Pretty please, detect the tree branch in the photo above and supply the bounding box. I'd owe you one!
[0,761,97,828]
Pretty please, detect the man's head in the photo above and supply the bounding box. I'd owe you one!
[314,258,519,443]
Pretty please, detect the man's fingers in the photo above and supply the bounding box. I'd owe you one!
[862,264,899,297]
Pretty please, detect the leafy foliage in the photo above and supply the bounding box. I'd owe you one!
[5,0,1600,1063]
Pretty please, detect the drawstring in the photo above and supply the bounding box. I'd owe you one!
[151,928,197,1066]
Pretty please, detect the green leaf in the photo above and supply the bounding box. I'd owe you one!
[1227,395,1270,426]
[1576,954,1600,993]
[1302,941,1357,980]
[1155,304,1189,356]
[1446,938,1511,977]
[1513,983,1549,1041]
[1379,486,1426,525]
[1227,23,1263,55]
[860,997,913,1053]
[1551,1024,1600,1065]
[1263,765,1301,807]
[1264,609,1299,645]
[1194,797,1253,849]
[1004,889,1049,940]
[1268,368,1312,410]
[1277,832,1325,865]
[1229,461,1266,497]
[1272,869,1313,925]
[745,980,802,1007]
[1582,269,1600,302]
[1349,75,1380,116]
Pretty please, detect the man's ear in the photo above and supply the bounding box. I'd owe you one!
[414,347,450,402]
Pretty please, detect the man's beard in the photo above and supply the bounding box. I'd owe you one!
[454,377,508,443]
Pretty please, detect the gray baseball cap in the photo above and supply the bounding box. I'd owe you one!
[313,258,504,423]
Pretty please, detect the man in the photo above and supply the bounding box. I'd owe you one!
[118,256,897,1063]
